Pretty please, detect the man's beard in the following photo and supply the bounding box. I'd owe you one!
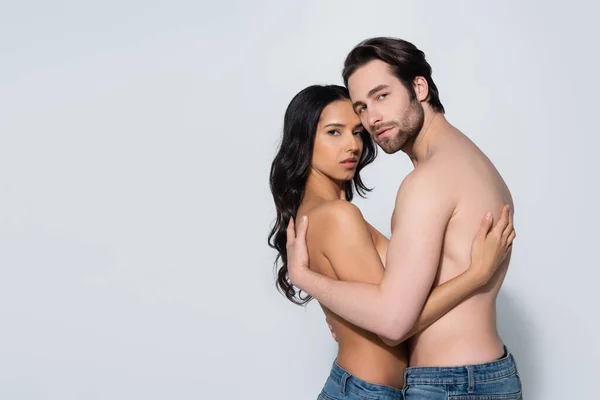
[376,100,425,154]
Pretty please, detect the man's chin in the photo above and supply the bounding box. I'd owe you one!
[377,138,405,154]
[379,146,397,154]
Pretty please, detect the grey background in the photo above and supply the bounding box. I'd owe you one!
[0,1,598,399]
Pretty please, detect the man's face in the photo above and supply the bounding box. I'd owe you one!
[348,60,424,154]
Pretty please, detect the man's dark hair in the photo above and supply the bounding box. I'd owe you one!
[342,37,445,113]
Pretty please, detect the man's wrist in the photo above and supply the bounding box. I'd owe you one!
[294,267,314,293]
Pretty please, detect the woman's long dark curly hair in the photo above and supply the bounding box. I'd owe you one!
[268,85,377,305]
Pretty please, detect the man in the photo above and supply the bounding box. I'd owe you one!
[286,37,521,399]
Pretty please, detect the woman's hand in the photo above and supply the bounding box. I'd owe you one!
[468,205,516,286]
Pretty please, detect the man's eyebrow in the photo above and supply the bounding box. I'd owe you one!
[367,84,389,98]
[352,84,389,110]
[352,100,365,110]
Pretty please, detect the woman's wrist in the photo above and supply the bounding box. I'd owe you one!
[464,266,489,289]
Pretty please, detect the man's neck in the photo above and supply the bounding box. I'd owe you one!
[403,111,449,167]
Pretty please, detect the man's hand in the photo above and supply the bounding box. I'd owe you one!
[286,216,310,288]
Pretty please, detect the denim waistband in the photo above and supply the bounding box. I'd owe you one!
[328,360,348,385]
[327,360,404,399]
[405,348,517,385]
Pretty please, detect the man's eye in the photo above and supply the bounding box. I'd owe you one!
[378,93,388,100]
[358,106,366,113]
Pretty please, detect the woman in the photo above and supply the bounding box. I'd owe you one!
[268,85,514,400]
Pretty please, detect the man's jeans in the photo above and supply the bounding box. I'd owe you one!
[403,347,522,399]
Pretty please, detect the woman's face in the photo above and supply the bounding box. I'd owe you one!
[311,99,365,182]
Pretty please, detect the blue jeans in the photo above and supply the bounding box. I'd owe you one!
[403,347,522,399]
[318,361,405,400]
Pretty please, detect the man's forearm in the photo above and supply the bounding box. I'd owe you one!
[381,270,484,347]
[298,269,402,339]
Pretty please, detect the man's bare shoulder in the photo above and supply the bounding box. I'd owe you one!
[396,160,453,201]
[391,160,457,230]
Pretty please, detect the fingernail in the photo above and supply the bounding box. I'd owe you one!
[486,212,492,219]
[302,216,307,222]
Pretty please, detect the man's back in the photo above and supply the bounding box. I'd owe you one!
[405,125,513,367]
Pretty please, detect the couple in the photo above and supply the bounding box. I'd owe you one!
[268,37,521,400]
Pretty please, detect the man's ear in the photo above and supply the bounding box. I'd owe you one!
[413,76,429,102]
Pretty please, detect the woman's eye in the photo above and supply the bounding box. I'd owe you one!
[353,130,364,136]
[327,130,340,136]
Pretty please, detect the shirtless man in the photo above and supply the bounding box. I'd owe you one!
[286,37,522,399]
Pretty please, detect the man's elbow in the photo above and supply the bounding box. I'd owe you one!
[366,312,400,343]
[380,327,408,344]
[379,313,413,343]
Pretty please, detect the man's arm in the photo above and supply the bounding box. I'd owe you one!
[371,210,513,347]
[290,170,453,341]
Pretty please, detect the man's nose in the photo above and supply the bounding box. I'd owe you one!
[367,108,382,128]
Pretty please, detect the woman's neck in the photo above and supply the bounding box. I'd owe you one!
[303,168,346,202]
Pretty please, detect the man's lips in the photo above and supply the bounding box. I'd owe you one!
[375,125,394,137]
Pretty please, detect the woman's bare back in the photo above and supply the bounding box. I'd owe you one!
[298,198,408,388]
